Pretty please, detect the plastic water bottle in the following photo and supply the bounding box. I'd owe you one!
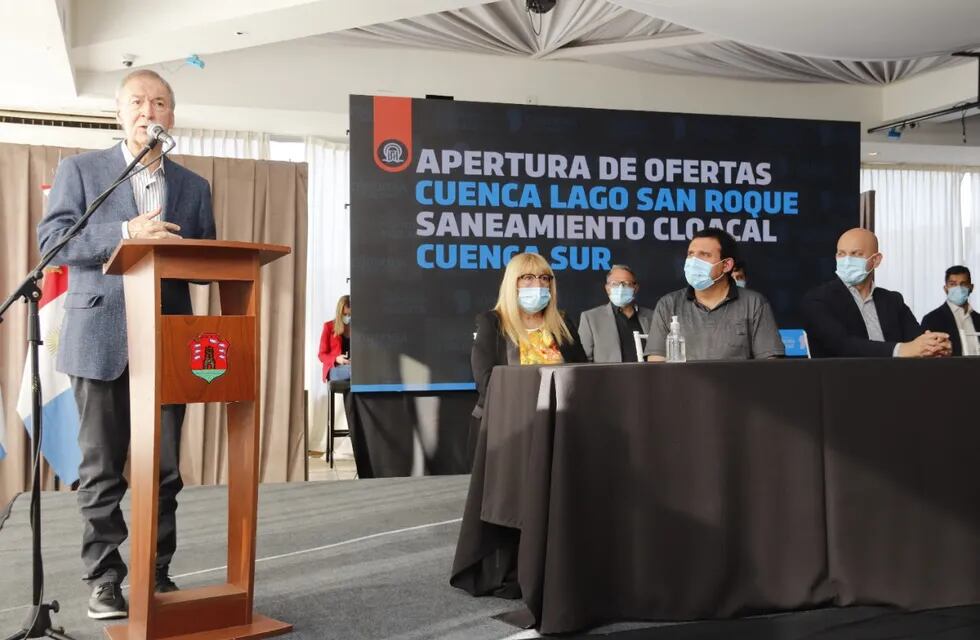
[666,315,686,363]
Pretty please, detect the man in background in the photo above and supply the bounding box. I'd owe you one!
[37,69,216,619]
[800,228,950,358]
[578,265,654,362]
[921,265,980,356]
[732,260,748,288]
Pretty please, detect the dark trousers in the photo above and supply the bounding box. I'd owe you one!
[71,369,185,585]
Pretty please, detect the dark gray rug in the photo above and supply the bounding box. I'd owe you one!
[1,477,977,640]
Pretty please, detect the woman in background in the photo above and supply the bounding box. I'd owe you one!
[319,294,351,382]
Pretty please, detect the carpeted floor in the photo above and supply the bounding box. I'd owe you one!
[1,477,978,640]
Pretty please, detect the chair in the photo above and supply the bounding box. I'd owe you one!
[632,331,648,362]
[778,329,811,358]
[326,379,350,467]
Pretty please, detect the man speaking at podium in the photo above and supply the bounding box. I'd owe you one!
[37,70,216,620]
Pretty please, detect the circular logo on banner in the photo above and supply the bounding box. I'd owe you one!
[377,139,408,168]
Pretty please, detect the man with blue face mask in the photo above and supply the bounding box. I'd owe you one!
[921,265,980,356]
[578,265,655,362]
[801,227,951,358]
[732,261,748,289]
[644,229,784,361]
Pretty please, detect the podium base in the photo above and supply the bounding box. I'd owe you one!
[104,614,292,640]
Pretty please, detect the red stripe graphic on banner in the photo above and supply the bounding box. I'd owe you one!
[373,96,413,172]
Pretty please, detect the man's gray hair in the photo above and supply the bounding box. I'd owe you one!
[605,264,636,282]
[115,69,176,108]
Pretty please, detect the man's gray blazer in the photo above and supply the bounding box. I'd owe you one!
[37,146,216,381]
[578,303,655,363]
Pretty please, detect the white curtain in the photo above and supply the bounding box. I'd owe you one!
[171,129,270,160]
[860,167,967,321]
[304,138,351,451]
[963,172,980,284]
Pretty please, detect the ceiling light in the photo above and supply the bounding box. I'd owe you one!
[868,152,878,157]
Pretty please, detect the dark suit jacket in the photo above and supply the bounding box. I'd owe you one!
[921,303,980,356]
[37,145,216,380]
[470,309,587,417]
[800,277,921,358]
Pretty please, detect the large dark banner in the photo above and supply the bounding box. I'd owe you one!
[350,95,859,390]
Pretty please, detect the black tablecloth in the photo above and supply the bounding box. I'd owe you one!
[450,359,980,634]
[347,391,475,477]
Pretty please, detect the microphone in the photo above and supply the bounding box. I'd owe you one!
[147,122,175,148]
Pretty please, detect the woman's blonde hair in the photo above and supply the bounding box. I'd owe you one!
[494,252,573,347]
[333,295,350,337]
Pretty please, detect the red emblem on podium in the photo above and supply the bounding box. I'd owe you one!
[188,333,229,383]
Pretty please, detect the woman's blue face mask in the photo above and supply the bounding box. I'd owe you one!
[518,287,551,313]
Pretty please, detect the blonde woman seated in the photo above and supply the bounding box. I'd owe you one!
[469,253,587,455]
[318,295,351,382]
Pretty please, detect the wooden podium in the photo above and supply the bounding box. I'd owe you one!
[104,240,293,640]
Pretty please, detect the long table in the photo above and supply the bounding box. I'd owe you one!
[450,359,980,634]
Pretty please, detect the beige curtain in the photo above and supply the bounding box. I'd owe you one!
[0,143,308,508]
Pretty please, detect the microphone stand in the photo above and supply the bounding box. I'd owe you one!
[0,138,162,640]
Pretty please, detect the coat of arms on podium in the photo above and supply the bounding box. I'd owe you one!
[188,333,229,383]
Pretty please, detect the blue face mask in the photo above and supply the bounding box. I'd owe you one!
[608,285,635,307]
[947,285,970,306]
[734,279,746,288]
[836,255,874,286]
[684,257,723,291]
[518,287,551,313]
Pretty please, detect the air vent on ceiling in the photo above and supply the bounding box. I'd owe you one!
[0,109,119,130]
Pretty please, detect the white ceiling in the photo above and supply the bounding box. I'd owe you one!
[611,0,980,61]
[323,0,973,84]
[0,0,978,164]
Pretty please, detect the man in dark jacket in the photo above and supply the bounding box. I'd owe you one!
[801,228,950,358]
[921,265,980,356]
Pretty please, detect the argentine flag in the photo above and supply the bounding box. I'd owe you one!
[16,266,82,484]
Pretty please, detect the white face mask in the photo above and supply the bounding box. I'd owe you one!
[342,314,351,325]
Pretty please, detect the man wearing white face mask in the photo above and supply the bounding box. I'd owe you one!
[578,265,655,362]
[921,265,980,356]
[644,229,784,361]
[801,228,951,358]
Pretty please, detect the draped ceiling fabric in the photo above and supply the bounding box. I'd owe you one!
[0,143,307,508]
[327,0,682,57]
[320,0,973,84]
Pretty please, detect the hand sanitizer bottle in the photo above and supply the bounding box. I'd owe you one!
[666,315,686,363]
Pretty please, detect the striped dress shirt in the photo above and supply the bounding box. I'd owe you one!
[119,141,166,238]
[845,279,901,357]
